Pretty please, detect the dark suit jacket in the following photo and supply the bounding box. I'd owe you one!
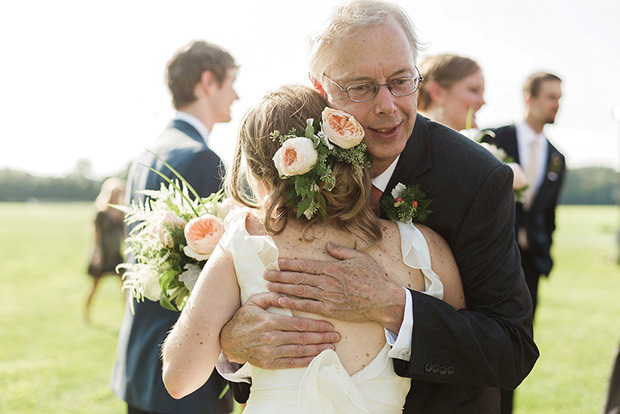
[231,115,539,413]
[110,119,232,414]
[487,124,566,277]
[387,116,538,413]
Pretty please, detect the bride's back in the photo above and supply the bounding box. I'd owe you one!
[245,212,426,375]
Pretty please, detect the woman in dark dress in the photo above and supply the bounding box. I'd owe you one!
[85,177,126,322]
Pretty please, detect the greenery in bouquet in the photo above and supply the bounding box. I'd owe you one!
[115,160,232,312]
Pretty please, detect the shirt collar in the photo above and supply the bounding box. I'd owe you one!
[371,156,400,192]
[174,111,210,144]
[516,120,545,146]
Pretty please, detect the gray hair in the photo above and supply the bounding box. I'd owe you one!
[308,0,421,82]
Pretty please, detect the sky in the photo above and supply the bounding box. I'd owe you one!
[1,0,619,178]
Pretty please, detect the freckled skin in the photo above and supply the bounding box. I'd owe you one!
[248,212,427,375]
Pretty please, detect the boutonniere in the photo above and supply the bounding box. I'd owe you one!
[546,154,564,181]
[381,182,432,223]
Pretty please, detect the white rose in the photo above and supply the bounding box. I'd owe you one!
[216,198,238,220]
[183,214,225,260]
[272,137,318,177]
[479,142,501,159]
[178,263,202,292]
[321,108,365,149]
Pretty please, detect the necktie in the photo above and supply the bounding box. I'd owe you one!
[522,138,540,211]
[518,138,540,250]
[370,185,383,216]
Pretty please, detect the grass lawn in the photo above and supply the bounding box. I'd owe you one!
[0,202,618,413]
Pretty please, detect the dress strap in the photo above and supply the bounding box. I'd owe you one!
[397,221,444,299]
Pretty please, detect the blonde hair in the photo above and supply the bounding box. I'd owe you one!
[226,85,381,244]
[309,0,421,83]
[95,177,125,212]
[417,54,481,111]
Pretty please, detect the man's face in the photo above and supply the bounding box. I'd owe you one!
[210,68,239,124]
[529,80,562,125]
[322,19,417,176]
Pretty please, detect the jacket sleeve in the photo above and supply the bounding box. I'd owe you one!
[395,163,539,389]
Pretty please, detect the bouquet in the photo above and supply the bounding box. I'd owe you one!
[115,158,233,312]
[460,108,528,201]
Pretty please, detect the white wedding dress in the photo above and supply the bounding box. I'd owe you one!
[219,208,444,414]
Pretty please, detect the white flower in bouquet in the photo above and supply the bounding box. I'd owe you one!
[178,263,202,292]
[115,156,233,311]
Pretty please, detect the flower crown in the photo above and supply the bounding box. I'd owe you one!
[271,108,370,220]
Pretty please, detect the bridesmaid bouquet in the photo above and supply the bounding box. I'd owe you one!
[115,158,234,312]
[461,108,528,201]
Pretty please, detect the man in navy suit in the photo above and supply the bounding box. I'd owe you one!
[111,40,238,414]
[487,72,566,414]
[216,1,539,412]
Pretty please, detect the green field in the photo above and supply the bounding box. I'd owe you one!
[0,202,618,413]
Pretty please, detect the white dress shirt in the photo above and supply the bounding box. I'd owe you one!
[516,121,548,193]
[371,157,414,362]
[174,111,210,145]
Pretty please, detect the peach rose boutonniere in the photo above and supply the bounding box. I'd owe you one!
[115,154,235,312]
[270,107,369,220]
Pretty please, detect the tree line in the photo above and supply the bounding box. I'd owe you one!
[0,166,618,205]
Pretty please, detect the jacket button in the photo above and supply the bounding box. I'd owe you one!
[439,366,447,375]
[447,366,455,375]
[432,364,440,373]
[424,363,433,373]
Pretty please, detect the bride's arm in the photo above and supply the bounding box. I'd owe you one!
[162,243,241,399]
[415,224,466,310]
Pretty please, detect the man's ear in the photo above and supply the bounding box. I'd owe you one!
[199,70,216,95]
[309,74,325,95]
[427,81,444,106]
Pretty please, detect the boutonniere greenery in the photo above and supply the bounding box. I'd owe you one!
[381,182,432,223]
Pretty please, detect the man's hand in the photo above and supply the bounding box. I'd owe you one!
[264,242,406,333]
[220,292,340,369]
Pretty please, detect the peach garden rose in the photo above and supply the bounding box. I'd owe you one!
[183,214,225,260]
[321,108,365,149]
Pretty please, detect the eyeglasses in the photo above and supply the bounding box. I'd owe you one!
[322,67,424,103]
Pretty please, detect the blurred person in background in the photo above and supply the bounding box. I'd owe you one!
[85,177,126,323]
[417,53,485,132]
[110,40,238,414]
[487,71,566,414]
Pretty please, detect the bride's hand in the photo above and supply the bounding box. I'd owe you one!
[220,292,340,369]
[265,243,406,333]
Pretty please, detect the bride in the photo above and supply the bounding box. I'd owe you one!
[161,85,465,413]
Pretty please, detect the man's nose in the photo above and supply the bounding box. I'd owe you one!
[374,85,397,115]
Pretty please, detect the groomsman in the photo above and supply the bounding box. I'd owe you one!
[488,72,566,414]
[110,40,238,414]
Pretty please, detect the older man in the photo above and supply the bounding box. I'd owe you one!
[219,1,538,412]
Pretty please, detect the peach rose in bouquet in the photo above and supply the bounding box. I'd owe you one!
[183,214,225,260]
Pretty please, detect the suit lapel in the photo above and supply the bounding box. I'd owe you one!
[500,125,520,164]
[385,114,432,194]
